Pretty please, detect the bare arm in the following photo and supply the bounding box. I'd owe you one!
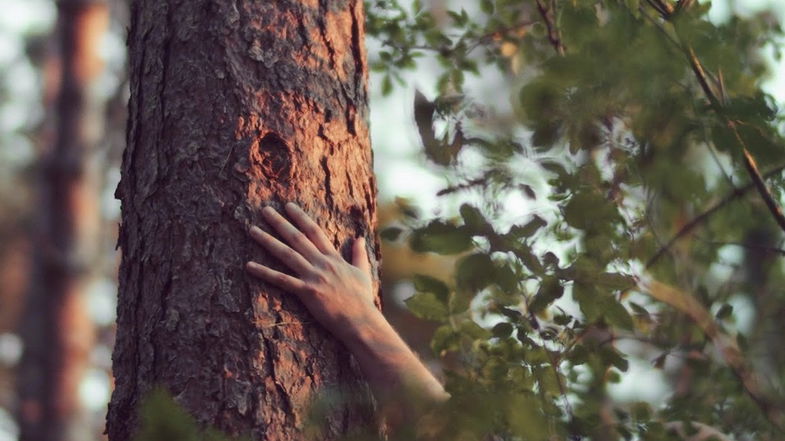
[245,203,448,421]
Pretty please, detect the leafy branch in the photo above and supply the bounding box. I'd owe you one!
[646,162,785,267]
[642,279,785,432]
[642,2,785,236]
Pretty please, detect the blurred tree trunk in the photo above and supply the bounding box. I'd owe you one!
[106,0,379,440]
[16,1,108,440]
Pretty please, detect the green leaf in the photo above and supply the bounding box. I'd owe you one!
[629,302,649,317]
[509,215,547,239]
[529,276,564,313]
[409,221,473,254]
[380,226,403,241]
[600,346,629,372]
[492,322,514,338]
[412,274,450,303]
[597,273,636,290]
[514,247,544,274]
[563,189,618,232]
[460,203,492,233]
[405,292,448,321]
[461,320,492,339]
[456,253,496,292]
[602,297,634,330]
[573,283,602,322]
[431,325,459,353]
[381,74,393,96]
[716,303,733,320]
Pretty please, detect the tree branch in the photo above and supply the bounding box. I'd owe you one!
[642,279,785,432]
[646,162,785,268]
[639,3,785,244]
[685,39,785,235]
[534,0,565,55]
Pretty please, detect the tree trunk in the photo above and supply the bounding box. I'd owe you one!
[16,1,108,440]
[107,0,379,440]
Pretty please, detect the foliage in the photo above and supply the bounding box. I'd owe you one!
[134,389,250,441]
[370,0,785,440]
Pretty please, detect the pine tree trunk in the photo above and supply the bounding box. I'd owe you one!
[107,0,379,439]
[16,1,108,440]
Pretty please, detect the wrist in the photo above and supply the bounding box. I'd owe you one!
[335,305,390,349]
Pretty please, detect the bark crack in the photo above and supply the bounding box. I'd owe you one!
[317,0,337,70]
[120,2,147,426]
[157,0,175,184]
[262,329,295,427]
[321,155,334,211]
[349,0,364,89]
[345,169,355,199]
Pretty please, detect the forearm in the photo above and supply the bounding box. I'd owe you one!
[339,308,449,412]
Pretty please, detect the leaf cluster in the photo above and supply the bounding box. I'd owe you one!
[371,0,785,440]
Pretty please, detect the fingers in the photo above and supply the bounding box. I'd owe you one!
[262,206,323,262]
[249,226,313,275]
[284,202,338,256]
[352,236,371,274]
[246,261,308,294]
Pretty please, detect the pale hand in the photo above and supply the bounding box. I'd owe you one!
[246,202,449,417]
[245,202,376,343]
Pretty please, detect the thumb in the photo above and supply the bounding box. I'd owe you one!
[352,236,371,274]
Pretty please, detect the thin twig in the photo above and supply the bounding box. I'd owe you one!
[741,147,785,232]
[436,170,493,196]
[638,2,785,253]
[685,40,785,235]
[644,0,674,17]
[534,0,565,55]
[646,163,785,268]
[642,280,785,432]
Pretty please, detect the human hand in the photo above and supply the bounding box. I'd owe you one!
[245,202,377,342]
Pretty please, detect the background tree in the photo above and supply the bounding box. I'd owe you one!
[15,1,108,440]
[107,0,380,440]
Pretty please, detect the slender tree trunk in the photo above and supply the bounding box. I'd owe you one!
[107,0,379,439]
[16,1,108,440]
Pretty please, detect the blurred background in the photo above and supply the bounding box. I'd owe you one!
[1,0,784,440]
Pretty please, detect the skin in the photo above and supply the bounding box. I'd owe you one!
[245,202,449,425]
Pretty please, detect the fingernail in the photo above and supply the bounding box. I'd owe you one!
[262,206,275,216]
[250,225,263,236]
[285,202,299,210]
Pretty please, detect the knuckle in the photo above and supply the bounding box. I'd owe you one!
[312,271,330,286]
[289,230,306,243]
[320,258,338,272]
[302,282,320,296]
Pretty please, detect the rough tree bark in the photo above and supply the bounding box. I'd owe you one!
[107,0,379,440]
[16,1,108,440]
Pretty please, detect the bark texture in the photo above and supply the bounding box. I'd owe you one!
[16,1,108,440]
[107,0,379,440]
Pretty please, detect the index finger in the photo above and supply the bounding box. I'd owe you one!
[284,203,338,256]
